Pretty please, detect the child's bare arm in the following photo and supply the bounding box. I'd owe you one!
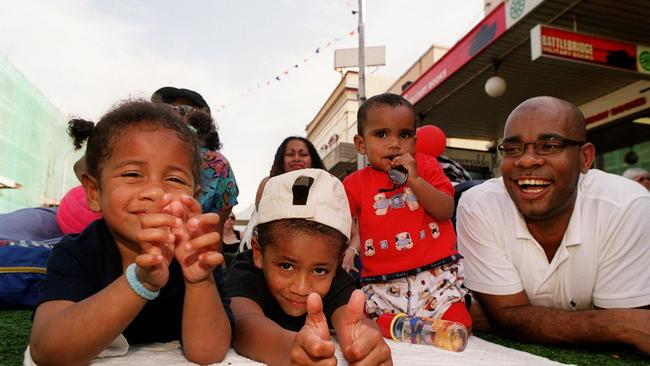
[30,197,181,365]
[392,153,454,221]
[30,280,150,366]
[332,290,393,365]
[171,194,231,363]
[232,294,338,365]
[230,297,297,365]
[342,220,360,273]
[182,277,231,364]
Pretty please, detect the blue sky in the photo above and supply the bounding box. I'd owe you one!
[0,0,484,212]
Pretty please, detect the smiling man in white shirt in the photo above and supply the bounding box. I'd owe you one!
[457,96,650,355]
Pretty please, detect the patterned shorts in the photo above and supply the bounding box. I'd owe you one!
[362,260,468,319]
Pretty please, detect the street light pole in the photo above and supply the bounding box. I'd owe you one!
[356,0,367,170]
[358,0,366,103]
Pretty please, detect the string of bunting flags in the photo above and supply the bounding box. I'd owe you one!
[214,28,358,113]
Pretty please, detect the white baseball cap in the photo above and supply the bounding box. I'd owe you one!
[257,168,351,239]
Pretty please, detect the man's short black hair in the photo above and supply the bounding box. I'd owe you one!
[357,93,417,135]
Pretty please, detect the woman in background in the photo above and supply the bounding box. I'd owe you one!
[222,213,241,254]
[254,136,325,206]
[239,136,325,252]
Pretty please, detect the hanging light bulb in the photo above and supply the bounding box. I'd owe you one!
[485,59,506,97]
[485,75,507,97]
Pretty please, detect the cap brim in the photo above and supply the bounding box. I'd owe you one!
[151,86,210,112]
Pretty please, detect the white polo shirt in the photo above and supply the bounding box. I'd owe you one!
[457,169,650,311]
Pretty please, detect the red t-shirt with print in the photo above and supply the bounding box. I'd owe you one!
[343,153,457,279]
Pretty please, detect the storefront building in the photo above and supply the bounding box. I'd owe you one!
[308,0,650,180]
[398,0,650,176]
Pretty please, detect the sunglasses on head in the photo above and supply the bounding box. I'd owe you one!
[170,104,197,116]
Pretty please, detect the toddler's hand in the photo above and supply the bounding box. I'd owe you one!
[135,193,183,289]
[391,153,418,182]
[341,248,358,273]
[338,290,392,365]
[291,293,337,365]
[172,194,224,283]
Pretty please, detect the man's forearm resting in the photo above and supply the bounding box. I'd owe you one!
[477,292,650,352]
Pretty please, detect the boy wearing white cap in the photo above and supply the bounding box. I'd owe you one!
[225,169,392,365]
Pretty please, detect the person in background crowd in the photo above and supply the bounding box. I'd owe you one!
[151,87,239,242]
[457,96,650,355]
[623,167,650,190]
[222,212,241,254]
[222,212,241,268]
[239,136,325,252]
[254,136,325,207]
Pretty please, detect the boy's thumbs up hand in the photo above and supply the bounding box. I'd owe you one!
[338,290,393,366]
[290,293,337,365]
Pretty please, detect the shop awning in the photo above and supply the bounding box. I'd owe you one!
[402,0,650,143]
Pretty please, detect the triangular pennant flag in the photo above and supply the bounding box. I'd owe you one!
[215,25,360,114]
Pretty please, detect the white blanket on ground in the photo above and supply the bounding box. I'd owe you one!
[87,336,572,366]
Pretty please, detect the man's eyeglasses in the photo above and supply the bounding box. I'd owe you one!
[498,137,584,157]
[170,104,197,116]
[635,176,650,183]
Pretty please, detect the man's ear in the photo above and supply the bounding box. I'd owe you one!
[251,237,264,270]
[81,173,101,212]
[353,134,366,155]
[579,142,596,173]
[194,184,202,199]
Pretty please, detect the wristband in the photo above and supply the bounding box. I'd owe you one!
[347,247,359,256]
[125,263,160,300]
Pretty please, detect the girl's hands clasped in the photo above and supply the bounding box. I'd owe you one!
[135,193,182,290]
[136,193,223,289]
[168,194,224,283]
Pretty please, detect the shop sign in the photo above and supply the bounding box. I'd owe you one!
[506,0,544,29]
[402,0,543,105]
[531,24,650,74]
[403,2,506,105]
[580,81,650,129]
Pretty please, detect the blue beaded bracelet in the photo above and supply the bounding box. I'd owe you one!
[125,263,160,300]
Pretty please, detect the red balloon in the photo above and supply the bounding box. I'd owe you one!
[415,125,446,157]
